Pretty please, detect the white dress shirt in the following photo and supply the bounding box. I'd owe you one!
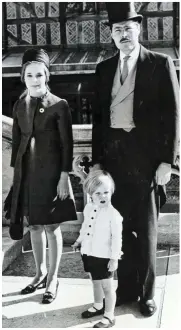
[77,202,123,260]
[119,43,140,75]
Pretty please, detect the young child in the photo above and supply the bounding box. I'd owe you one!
[72,169,123,328]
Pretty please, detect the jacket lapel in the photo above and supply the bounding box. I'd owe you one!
[133,45,156,117]
[102,53,119,127]
[105,53,120,104]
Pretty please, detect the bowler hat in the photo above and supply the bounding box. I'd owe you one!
[106,2,143,26]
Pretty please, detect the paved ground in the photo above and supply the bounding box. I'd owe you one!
[2,246,180,328]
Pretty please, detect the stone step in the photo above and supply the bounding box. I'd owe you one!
[161,203,179,213]
[157,213,179,246]
[2,227,30,272]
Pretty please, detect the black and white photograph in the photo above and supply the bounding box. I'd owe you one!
[2,1,180,328]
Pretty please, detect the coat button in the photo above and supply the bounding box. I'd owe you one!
[94,210,97,212]
[91,217,94,219]
[39,108,44,113]
[89,225,91,227]
[87,233,90,236]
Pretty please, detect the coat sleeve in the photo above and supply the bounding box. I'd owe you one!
[110,211,123,260]
[92,64,104,165]
[159,56,179,165]
[56,99,73,172]
[10,100,21,168]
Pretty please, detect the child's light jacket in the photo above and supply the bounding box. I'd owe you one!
[77,203,123,259]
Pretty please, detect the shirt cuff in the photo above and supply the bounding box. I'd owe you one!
[160,162,171,168]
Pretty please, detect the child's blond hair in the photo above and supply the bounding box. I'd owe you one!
[83,169,115,196]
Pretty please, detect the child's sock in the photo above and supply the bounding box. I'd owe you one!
[104,311,115,321]
[88,302,103,312]
[89,279,104,312]
[101,278,116,321]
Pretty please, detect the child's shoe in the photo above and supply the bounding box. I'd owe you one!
[93,316,115,328]
[82,300,105,318]
[81,305,104,319]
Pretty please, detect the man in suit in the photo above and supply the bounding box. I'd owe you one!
[92,2,179,317]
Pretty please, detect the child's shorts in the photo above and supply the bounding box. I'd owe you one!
[82,254,114,280]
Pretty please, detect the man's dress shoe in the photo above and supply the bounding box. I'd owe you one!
[139,299,157,317]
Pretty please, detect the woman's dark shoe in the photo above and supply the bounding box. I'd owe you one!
[21,275,47,294]
[139,299,157,317]
[42,280,59,304]
[93,316,116,328]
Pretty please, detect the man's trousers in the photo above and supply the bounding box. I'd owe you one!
[103,128,160,301]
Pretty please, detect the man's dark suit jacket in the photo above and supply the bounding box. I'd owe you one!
[92,45,179,171]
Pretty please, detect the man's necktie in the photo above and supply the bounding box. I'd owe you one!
[120,56,130,85]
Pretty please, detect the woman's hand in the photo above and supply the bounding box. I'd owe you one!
[108,259,118,272]
[57,172,69,200]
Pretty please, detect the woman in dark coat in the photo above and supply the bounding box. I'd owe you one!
[9,49,76,303]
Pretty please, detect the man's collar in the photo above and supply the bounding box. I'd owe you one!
[119,43,140,61]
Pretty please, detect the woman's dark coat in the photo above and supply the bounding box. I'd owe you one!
[10,91,74,225]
